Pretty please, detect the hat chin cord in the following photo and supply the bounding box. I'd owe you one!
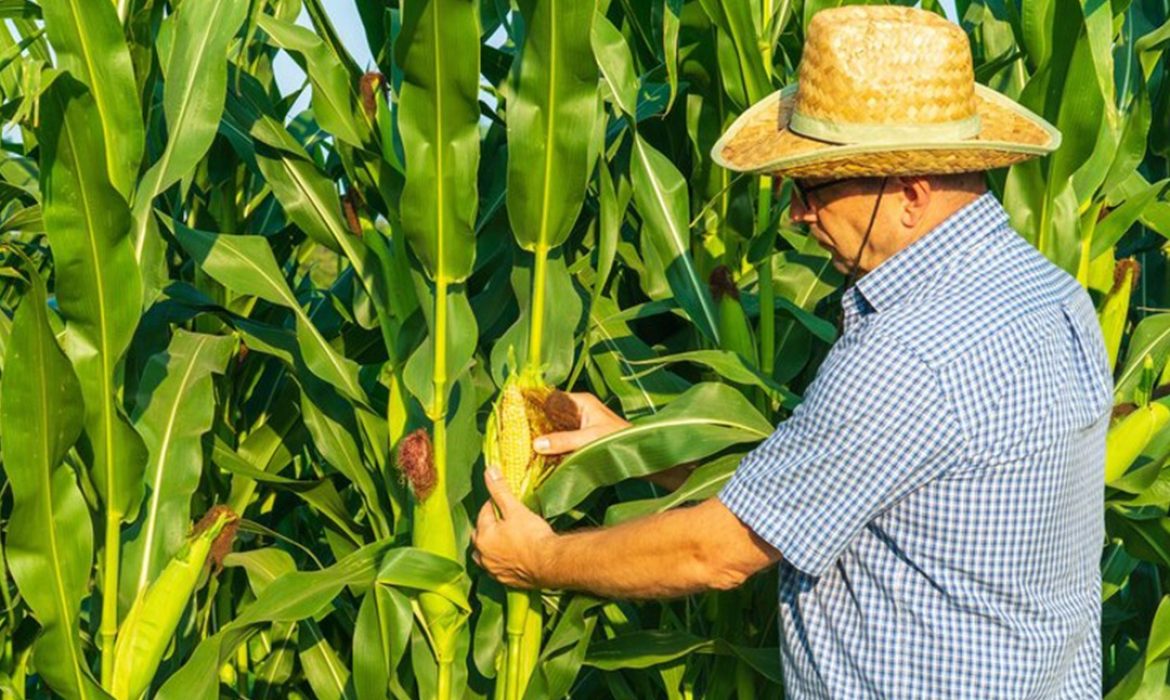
[834,176,889,335]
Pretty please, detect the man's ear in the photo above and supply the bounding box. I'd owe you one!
[895,176,931,229]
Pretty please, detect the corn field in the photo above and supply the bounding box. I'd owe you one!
[0,0,1165,697]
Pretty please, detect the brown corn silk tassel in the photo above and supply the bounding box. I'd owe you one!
[396,428,437,501]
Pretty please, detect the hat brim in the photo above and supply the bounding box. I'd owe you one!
[710,84,1061,178]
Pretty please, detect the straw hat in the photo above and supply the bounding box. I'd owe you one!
[710,5,1061,178]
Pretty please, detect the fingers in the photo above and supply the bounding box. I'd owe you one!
[476,498,498,532]
[532,424,619,455]
[483,466,519,516]
[567,392,617,426]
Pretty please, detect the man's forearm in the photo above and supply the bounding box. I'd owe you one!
[533,501,739,600]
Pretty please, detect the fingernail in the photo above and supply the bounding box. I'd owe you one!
[533,437,549,452]
[487,467,502,481]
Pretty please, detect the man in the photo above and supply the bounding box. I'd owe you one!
[472,5,1112,697]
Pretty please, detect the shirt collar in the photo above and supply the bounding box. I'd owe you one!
[851,191,1007,315]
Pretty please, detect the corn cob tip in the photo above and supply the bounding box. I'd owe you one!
[1112,402,1137,421]
[396,428,437,501]
[1111,258,1140,293]
[359,72,386,118]
[542,390,581,432]
[708,265,739,302]
[193,505,239,575]
[342,189,363,237]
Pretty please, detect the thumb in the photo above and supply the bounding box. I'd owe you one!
[533,425,616,455]
[484,467,520,516]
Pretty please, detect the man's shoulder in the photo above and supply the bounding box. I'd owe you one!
[866,228,1088,370]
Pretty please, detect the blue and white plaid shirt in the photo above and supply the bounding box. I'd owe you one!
[718,192,1111,698]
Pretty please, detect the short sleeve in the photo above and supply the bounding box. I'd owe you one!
[717,331,964,578]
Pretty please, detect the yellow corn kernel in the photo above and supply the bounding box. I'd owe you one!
[498,384,533,495]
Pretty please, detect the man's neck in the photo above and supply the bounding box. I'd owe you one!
[882,188,987,263]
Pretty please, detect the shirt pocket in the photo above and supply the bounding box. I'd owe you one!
[1061,295,1114,429]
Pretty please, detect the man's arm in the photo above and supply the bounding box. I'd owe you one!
[472,469,781,600]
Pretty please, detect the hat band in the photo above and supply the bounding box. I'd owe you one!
[788,110,982,145]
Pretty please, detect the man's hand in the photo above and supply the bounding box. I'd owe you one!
[471,467,556,590]
[532,392,630,456]
[533,392,695,491]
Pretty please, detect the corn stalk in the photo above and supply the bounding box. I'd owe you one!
[495,0,600,695]
[396,0,481,696]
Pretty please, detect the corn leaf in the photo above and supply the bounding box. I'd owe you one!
[630,134,721,343]
[156,539,397,700]
[376,547,472,613]
[1091,179,1170,259]
[299,623,354,700]
[699,0,771,106]
[0,1,39,19]
[213,439,365,545]
[1116,314,1170,401]
[603,452,744,526]
[171,221,368,407]
[489,254,583,386]
[395,0,480,283]
[1,267,107,699]
[120,330,235,611]
[400,282,479,413]
[539,382,774,517]
[1006,0,1104,272]
[506,0,599,255]
[222,68,389,322]
[625,350,799,409]
[299,390,390,538]
[591,12,638,118]
[39,0,142,198]
[132,0,249,254]
[354,585,413,700]
[256,14,367,149]
[585,295,692,417]
[38,75,147,519]
[523,596,603,699]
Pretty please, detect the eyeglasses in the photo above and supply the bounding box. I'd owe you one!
[790,177,862,210]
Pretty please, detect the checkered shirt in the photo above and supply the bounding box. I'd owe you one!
[718,192,1111,698]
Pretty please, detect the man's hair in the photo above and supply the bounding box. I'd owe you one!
[852,171,988,193]
[927,171,988,191]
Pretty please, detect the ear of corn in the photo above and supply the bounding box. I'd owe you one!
[111,507,238,700]
[483,362,578,508]
[1099,259,1139,372]
[1105,401,1170,484]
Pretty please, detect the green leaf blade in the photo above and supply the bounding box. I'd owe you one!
[1,270,107,700]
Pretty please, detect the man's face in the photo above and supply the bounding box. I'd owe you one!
[787,176,894,276]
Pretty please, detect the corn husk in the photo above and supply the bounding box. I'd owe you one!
[1099,259,1139,372]
[1106,401,1170,484]
[110,507,238,700]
